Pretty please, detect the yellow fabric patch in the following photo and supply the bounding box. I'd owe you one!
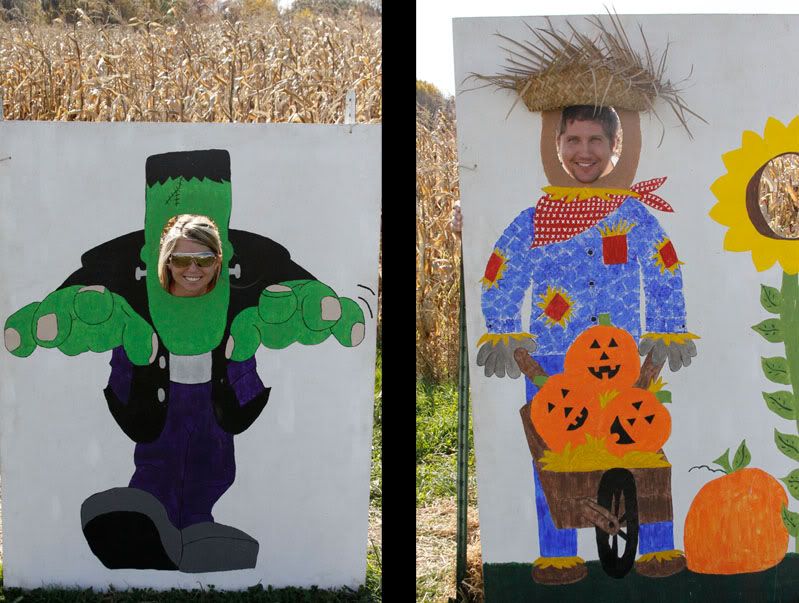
[647,377,667,393]
[475,332,536,348]
[597,219,635,237]
[542,186,641,204]
[540,435,671,472]
[533,556,586,569]
[641,332,700,346]
[637,549,685,563]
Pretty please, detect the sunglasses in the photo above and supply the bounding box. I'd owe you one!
[169,252,218,268]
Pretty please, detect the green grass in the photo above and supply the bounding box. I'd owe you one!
[416,375,479,602]
[416,379,476,506]
[371,348,382,508]
[0,582,376,601]
[366,346,382,600]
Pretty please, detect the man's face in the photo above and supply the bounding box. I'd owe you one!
[557,119,617,184]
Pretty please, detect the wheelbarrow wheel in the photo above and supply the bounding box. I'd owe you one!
[595,468,639,578]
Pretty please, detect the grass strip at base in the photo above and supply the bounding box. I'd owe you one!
[1,582,376,602]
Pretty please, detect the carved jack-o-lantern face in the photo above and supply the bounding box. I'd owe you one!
[564,324,640,389]
[530,373,600,452]
[599,388,671,456]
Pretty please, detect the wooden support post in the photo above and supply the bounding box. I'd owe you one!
[345,89,356,125]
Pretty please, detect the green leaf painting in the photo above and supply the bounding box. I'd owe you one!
[731,440,751,472]
[712,448,732,474]
[784,505,799,538]
[763,391,797,420]
[761,284,784,314]
[752,318,784,343]
[776,430,799,462]
[763,356,791,385]
[782,470,799,501]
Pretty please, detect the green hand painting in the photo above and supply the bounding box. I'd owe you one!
[5,285,156,365]
[228,279,366,360]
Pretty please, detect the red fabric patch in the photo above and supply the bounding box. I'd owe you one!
[484,251,503,282]
[544,293,570,322]
[531,177,672,248]
[602,234,628,264]
[659,240,679,268]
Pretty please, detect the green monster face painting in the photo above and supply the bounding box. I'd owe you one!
[3,149,369,573]
[142,173,234,355]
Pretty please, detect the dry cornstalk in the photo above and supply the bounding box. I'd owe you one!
[416,105,460,382]
[0,10,381,123]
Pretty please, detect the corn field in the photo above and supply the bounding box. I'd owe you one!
[0,10,380,122]
[416,105,461,382]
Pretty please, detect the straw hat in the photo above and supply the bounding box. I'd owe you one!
[470,13,705,141]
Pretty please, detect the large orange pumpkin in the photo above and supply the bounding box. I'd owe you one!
[684,468,788,574]
[597,387,671,456]
[530,373,600,452]
[563,315,640,390]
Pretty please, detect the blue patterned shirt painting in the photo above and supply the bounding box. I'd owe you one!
[481,197,687,355]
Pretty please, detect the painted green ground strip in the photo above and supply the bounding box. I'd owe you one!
[484,554,799,602]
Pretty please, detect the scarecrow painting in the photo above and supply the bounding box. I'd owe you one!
[3,149,366,573]
[472,16,701,584]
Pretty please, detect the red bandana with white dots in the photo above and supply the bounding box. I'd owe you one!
[531,177,672,248]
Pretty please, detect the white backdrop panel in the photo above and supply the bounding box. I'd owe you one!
[454,14,799,563]
[0,121,381,590]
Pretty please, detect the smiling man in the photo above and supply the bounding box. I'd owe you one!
[557,105,619,183]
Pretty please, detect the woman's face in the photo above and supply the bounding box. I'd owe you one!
[167,237,219,297]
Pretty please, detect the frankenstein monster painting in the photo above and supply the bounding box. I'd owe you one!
[4,150,365,572]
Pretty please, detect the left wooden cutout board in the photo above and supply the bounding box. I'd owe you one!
[0,122,381,590]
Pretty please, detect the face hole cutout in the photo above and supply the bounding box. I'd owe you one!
[749,153,799,239]
[158,214,223,298]
[555,106,623,185]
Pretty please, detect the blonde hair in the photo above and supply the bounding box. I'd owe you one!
[157,214,223,293]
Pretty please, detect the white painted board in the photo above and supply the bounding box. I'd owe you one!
[0,122,381,590]
[455,14,799,564]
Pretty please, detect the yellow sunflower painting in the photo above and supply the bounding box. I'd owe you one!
[710,116,799,274]
[711,116,799,547]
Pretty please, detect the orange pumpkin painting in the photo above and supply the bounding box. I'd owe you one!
[563,317,640,390]
[529,373,600,452]
[598,387,671,456]
[684,443,788,575]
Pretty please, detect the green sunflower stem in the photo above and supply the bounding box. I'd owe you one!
[779,271,799,553]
